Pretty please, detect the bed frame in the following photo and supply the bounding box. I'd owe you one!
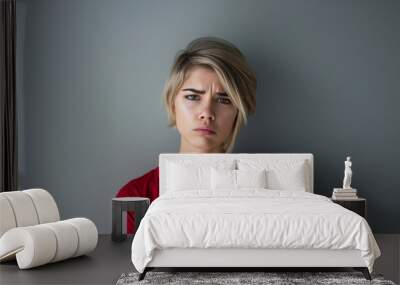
[138,153,372,281]
[141,248,371,280]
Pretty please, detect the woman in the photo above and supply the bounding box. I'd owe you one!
[116,36,257,234]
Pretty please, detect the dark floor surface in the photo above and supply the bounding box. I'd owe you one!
[1,234,398,285]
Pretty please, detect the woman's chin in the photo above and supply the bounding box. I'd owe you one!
[186,140,222,153]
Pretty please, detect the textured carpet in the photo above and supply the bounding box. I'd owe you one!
[116,271,397,285]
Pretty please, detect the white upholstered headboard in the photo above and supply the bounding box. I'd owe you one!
[159,153,314,195]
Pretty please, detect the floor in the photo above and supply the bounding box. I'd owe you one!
[0,234,399,284]
[0,235,134,285]
[374,234,400,284]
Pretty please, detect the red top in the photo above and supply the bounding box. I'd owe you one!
[115,167,159,234]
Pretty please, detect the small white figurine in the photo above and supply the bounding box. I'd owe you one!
[342,156,353,189]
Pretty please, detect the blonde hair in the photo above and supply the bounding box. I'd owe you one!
[163,36,257,153]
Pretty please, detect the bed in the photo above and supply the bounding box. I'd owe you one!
[131,153,381,281]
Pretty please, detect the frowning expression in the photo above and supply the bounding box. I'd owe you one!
[173,66,238,153]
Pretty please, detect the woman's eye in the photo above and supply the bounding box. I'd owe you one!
[184,94,200,101]
[217,97,232,105]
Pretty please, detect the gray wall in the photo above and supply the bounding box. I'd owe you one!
[16,0,400,234]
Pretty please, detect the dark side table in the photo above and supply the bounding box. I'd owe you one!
[331,197,367,219]
[112,197,150,242]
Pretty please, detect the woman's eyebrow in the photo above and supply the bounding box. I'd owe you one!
[181,88,228,96]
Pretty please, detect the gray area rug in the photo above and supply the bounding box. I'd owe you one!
[116,271,397,285]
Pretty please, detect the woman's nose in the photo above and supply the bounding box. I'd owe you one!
[198,101,215,122]
[199,112,215,121]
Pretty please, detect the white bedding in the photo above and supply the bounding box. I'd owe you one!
[131,190,381,273]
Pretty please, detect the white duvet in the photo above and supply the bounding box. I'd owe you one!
[131,190,381,273]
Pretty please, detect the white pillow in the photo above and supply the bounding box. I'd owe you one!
[237,169,267,188]
[211,168,236,190]
[166,160,235,192]
[211,168,267,190]
[237,159,308,191]
[267,164,307,191]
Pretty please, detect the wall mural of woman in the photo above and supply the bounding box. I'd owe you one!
[115,36,257,233]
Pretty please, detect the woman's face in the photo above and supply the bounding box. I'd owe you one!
[173,66,238,153]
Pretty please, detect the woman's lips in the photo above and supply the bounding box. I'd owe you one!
[194,128,216,135]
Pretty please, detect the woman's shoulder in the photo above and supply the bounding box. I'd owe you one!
[126,166,159,185]
[134,166,158,178]
[116,166,159,197]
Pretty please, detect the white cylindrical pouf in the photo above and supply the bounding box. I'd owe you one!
[64,218,98,257]
[0,192,39,227]
[23,189,60,224]
[0,189,98,269]
[0,195,17,237]
[42,221,79,262]
[0,226,57,269]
